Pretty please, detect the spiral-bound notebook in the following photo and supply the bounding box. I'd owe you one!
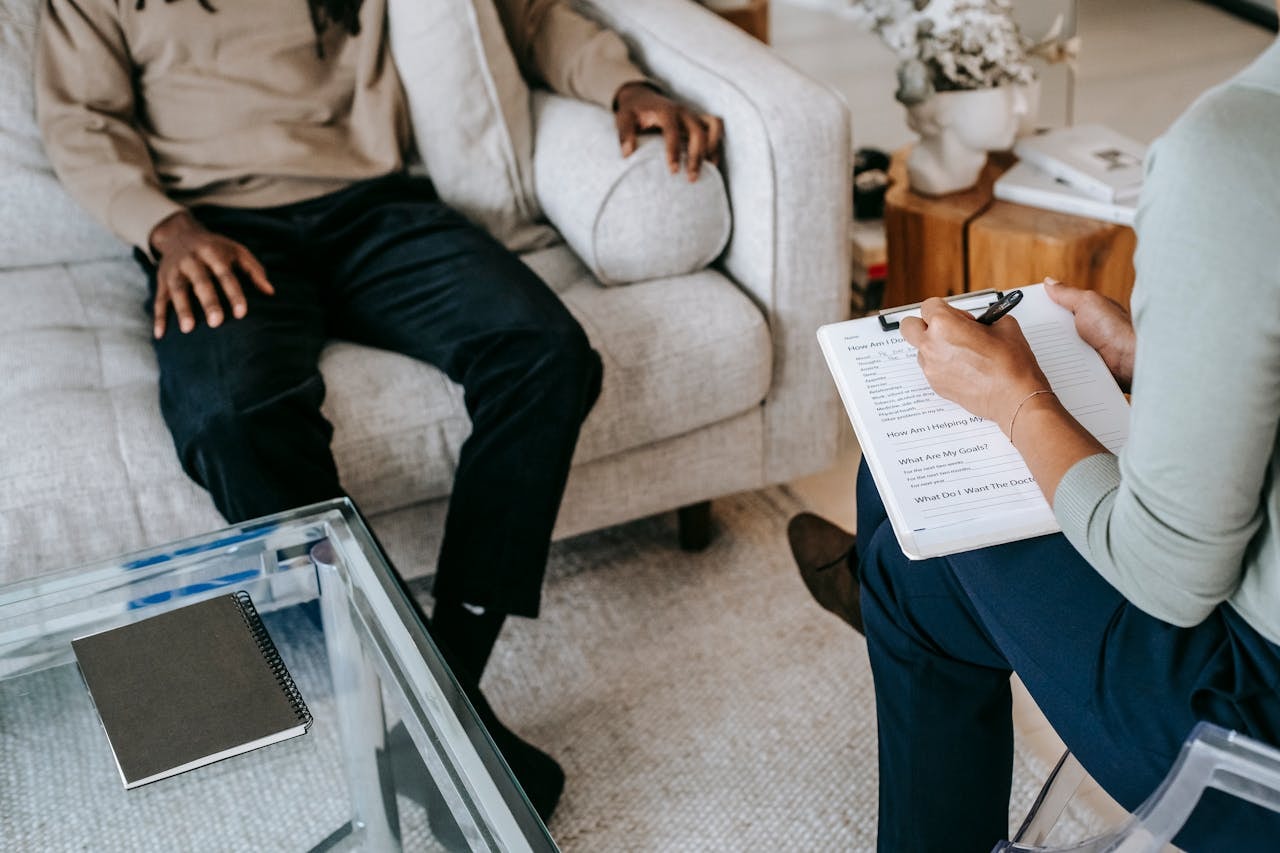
[72,591,312,789]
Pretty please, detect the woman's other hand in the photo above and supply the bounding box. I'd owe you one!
[1045,278,1136,392]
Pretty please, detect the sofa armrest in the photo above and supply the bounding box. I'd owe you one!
[574,0,853,483]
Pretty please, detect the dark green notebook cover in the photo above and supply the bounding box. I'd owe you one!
[72,591,312,788]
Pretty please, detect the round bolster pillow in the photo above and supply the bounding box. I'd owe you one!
[532,92,732,286]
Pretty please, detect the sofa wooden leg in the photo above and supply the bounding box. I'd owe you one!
[677,501,713,552]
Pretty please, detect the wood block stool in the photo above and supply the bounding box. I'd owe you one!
[885,148,1137,309]
[704,0,770,43]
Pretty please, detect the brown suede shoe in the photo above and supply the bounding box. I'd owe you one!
[787,512,864,635]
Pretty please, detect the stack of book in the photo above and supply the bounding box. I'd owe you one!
[995,124,1147,227]
[850,219,887,314]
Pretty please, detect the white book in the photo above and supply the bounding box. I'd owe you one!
[994,162,1137,227]
[1014,124,1146,204]
[817,284,1130,560]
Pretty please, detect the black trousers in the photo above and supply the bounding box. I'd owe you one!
[140,175,602,617]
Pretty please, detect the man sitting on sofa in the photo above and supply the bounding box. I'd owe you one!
[36,0,721,819]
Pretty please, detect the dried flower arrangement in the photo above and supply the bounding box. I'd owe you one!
[846,0,1067,106]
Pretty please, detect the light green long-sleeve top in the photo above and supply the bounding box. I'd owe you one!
[1054,38,1280,645]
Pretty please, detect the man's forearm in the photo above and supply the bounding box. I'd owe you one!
[495,0,648,107]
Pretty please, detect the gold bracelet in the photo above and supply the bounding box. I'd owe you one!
[1007,389,1055,444]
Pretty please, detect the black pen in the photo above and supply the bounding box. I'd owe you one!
[975,289,1023,325]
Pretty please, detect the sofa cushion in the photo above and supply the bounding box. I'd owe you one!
[0,252,770,578]
[0,0,129,268]
[533,93,731,285]
[387,0,556,252]
[549,246,770,462]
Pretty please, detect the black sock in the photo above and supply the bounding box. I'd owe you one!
[462,683,566,822]
[430,598,506,683]
[426,602,565,822]
[381,572,564,818]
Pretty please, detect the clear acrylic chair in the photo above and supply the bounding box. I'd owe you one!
[994,722,1280,852]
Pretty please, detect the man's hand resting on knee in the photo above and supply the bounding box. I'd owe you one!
[148,211,275,339]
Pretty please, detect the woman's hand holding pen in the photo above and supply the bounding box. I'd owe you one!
[1044,278,1136,393]
[899,297,1052,434]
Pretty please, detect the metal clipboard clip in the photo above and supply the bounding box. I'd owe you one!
[877,289,1006,332]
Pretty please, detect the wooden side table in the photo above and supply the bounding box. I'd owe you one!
[884,149,1136,308]
[704,0,770,43]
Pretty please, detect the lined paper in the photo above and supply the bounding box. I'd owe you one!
[818,284,1130,559]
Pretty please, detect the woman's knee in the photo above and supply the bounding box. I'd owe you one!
[857,521,909,629]
[857,525,999,660]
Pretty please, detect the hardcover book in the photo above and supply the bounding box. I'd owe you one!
[72,591,312,789]
[994,161,1138,227]
[1013,124,1147,204]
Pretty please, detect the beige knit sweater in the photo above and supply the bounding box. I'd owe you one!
[36,0,646,251]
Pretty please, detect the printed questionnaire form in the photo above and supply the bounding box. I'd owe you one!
[819,284,1130,559]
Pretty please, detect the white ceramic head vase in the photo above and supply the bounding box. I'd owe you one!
[905,84,1034,196]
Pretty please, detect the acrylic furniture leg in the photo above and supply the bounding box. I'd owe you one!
[314,541,402,852]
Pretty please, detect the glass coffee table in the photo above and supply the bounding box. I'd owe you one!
[0,499,557,852]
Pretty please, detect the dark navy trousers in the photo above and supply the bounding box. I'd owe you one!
[140,175,602,617]
[855,460,1280,852]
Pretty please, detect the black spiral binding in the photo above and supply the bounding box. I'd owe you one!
[232,590,313,729]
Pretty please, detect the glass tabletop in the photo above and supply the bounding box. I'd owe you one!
[0,499,556,852]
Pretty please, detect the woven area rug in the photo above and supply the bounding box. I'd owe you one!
[434,486,1104,851]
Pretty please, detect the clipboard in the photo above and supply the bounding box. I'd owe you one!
[876,289,1006,331]
[817,283,1130,560]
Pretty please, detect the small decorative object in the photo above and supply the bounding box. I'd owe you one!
[902,83,1034,196]
[848,0,1077,196]
[854,147,891,220]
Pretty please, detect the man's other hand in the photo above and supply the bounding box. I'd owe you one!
[148,211,275,339]
[613,82,724,182]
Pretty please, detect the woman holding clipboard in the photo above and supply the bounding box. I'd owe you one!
[790,26,1280,853]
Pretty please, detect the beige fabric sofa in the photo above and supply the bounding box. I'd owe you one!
[0,0,851,585]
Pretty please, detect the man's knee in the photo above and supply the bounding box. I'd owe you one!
[176,406,253,481]
[163,374,329,472]
[165,379,340,521]
[517,321,603,408]
[536,319,592,368]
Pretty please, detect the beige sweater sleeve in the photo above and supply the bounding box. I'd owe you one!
[36,0,184,252]
[494,0,649,108]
